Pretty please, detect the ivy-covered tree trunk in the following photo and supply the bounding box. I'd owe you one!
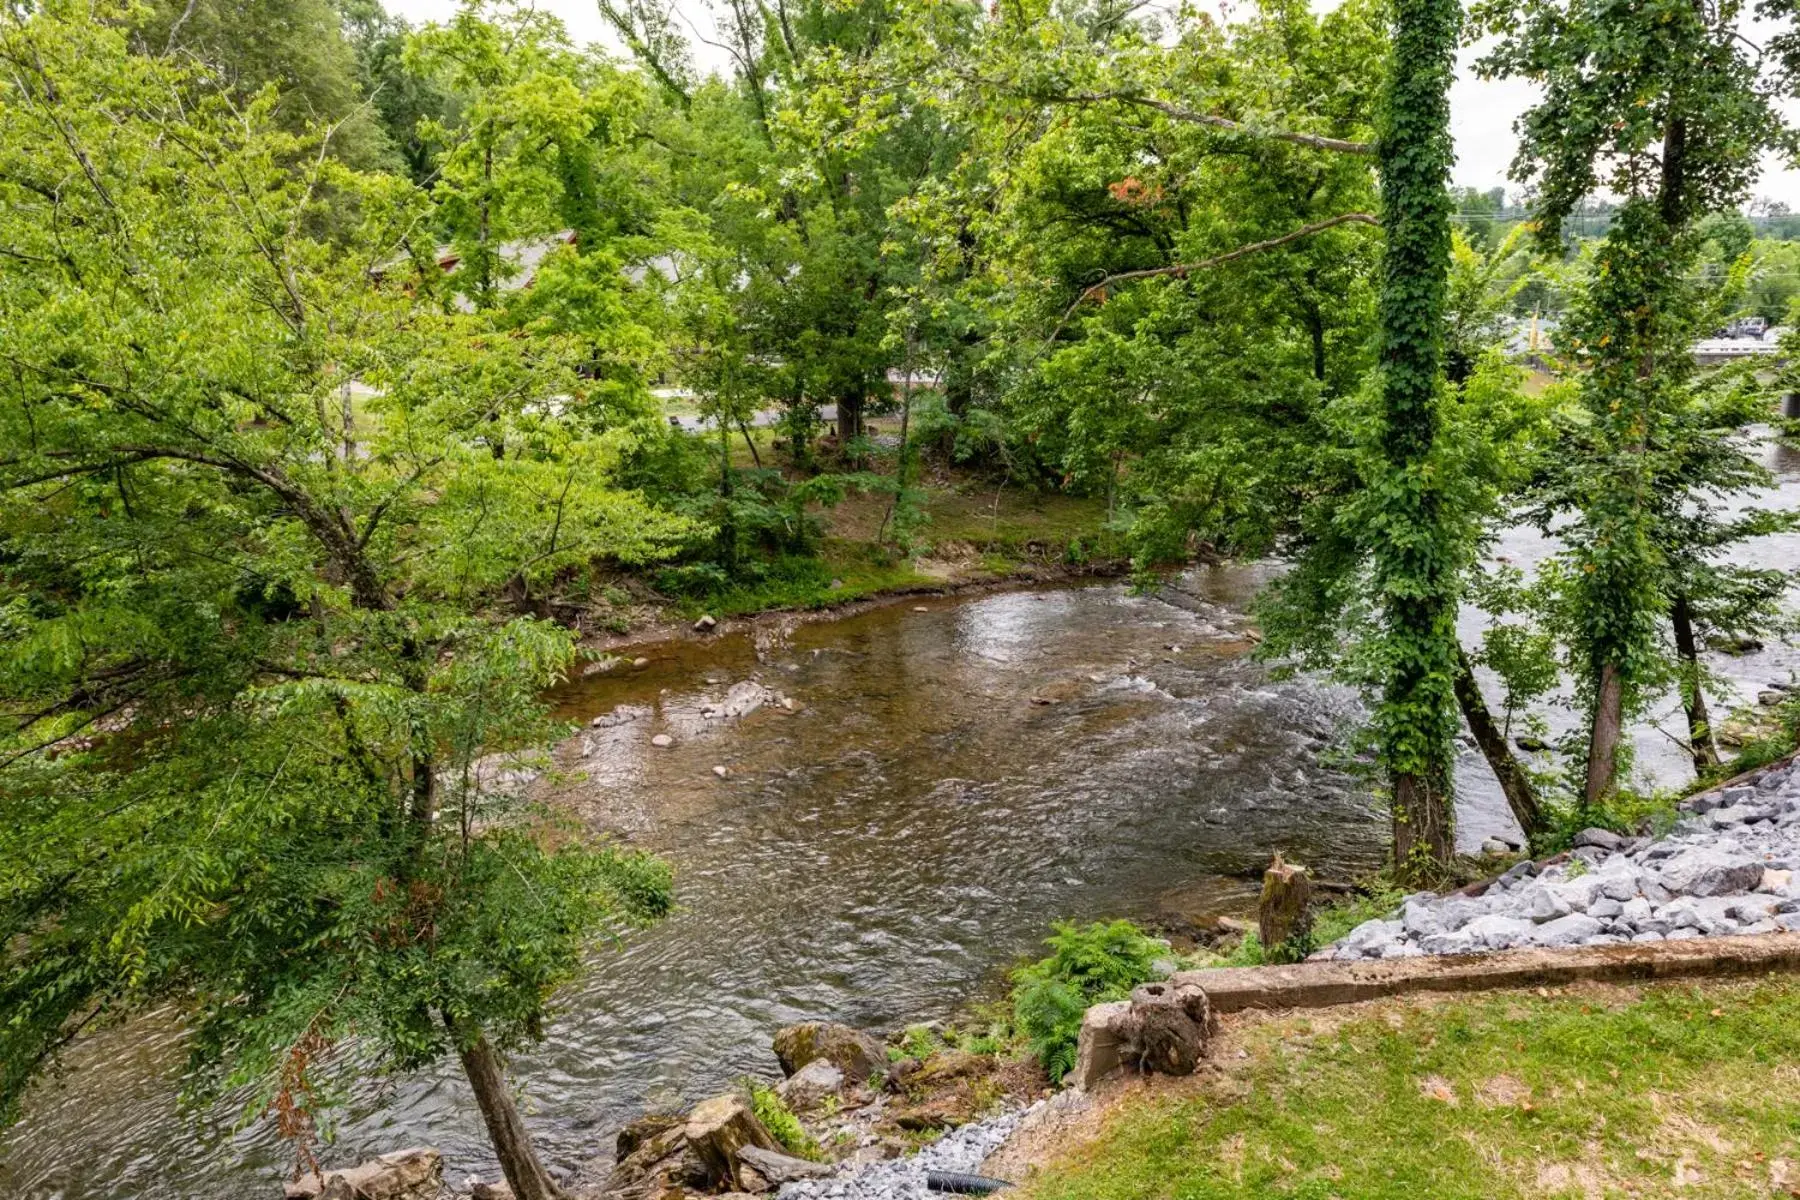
[1571,200,1687,807]
[1371,0,1461,877]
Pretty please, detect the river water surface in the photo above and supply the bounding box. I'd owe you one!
[7,438,1800,1198]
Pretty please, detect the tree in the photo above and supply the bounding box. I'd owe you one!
[1364,0,1463,870]
[132,0,395,170]
[1476,0,1800,804]
[881,0,1473,876]
[341,0,460,184]
[0,7,692,1197]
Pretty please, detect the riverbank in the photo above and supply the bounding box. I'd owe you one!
[1002,975,1800,1199]
[570,457,1127,644]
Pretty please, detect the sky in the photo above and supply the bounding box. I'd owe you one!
[384,0,1800,208]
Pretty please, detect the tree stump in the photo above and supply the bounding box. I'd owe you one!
[683,1094,782,1191]
[1123,982,1209,1076]
[1258,853,1313,960]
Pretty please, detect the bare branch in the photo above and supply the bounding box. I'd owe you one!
[1051,211,1381,340]
[1081,92,1376,156]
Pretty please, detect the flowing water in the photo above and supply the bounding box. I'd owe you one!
[7,435,1800,1199]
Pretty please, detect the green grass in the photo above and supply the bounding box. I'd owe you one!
[1020,979,1800,1200]
[673,544,936,617]
[1218,883,1411,967]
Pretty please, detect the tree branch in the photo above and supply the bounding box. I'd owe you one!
[1052,211,1381,339]
[1077,92,1376,156]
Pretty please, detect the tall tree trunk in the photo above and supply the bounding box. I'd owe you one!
[1584,115,1687,806]
[835,393,864,444]
[1392,772,1453,866]
[878,334,918,546]
[1584,662,1626,807]
[1672,594,1719,772]
[1453,646,1546,839]
[457,1029,567,1200]
[1373,0,1461,880]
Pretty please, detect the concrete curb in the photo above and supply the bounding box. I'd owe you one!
[1172,932,1800,1013]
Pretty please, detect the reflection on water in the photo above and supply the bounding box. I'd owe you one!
[8,428,1799,1197]
[1,570,1383,1197]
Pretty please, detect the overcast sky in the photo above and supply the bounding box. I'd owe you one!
[384,0,1800,208]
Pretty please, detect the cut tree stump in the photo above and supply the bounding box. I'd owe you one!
[684,1094,782,1192]
[1258,853,1312,957]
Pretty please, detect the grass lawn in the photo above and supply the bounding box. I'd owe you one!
[1018,980,1800,1200]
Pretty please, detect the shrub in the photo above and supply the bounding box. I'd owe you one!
[744,1078,822,1160]
[1010,920,1163,1082]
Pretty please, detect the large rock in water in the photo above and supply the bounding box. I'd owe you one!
[771,1021,887,1081]
[283,1149,441,1200]
[684,1093,783,1192]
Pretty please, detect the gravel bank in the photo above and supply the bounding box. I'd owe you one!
[1330,763,1800,960]
[775,1101,1042,1200]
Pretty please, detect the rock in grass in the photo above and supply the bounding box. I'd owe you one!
[775,1059,845,1110]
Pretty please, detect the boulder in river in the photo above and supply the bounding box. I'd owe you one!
[282,1148,441,1200]
[772,1021,887,1081]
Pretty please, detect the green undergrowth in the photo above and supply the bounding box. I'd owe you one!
[888,1021,1010,1065]
[659,545,935,617]
[1020,979,1800,1200]
[744,1078,823,1160]
[1217,882,1412,967]
[1011,920,1169,1082]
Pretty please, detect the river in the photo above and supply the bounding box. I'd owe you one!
[5,436,1799,1198]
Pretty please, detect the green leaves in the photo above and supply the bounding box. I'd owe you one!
[0,0,688,1153]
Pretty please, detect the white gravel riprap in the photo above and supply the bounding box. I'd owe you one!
[775,1100,1042,1200]
[1326,762,1800,961]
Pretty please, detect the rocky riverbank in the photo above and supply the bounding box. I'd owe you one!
[289,747,1800,1200]
[1327,759,1800,960]
[285,1016,1047,1200]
